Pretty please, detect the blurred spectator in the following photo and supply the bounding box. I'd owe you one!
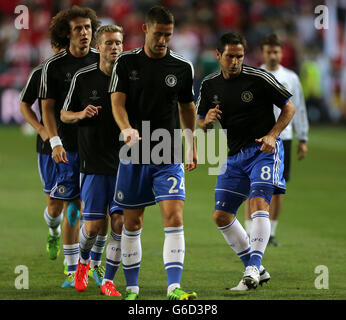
[0,0,345,123]
[215,0,244,32]
[4,29,36,70]
[170,23,200,64]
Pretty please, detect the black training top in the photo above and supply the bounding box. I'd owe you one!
[109,47,194,164]
[39,47,99,152]
[196,64,292,155]
[63,63,121,175]
[20,64,51,154]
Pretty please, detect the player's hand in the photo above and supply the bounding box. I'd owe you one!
[205,105,222,125]
[185,151,198,171]
[297,141,308,160]
[255,135,276,153]
[80,105,102,119]
[121,127,141,146]
[52,145,68,163]
[38,126,49,142]
[184,130,197,171]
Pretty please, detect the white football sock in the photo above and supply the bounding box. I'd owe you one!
[163,226,185,295]
[122,227,142,294]
[244,219,252,235]
[270,220,278,237]
[44,207,62,237]
[218,218,251,267]
[90,234,108,268]
[63,243,79,273]
[79,224,97,264]
[103,231,122,284]
[249,211,270,269]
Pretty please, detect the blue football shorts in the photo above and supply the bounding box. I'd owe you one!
[215,139,286,214]
[114,162,185,209]
[50,151,80,201]
[80,173,123,221]
[37,152,59,194]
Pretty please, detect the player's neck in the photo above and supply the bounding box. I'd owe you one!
[99,60,113,76]
[222,70,241,79]
[69,45,89,58]
[265,64,280,71]
[144,44,167,59]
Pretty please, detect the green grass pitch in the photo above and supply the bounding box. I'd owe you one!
[0,125,345,300]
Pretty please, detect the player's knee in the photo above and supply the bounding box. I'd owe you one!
[124,218,142,232]
[249,186,273,212]
[48,200,63,217]
[212,210,235,227]
[212,211,220,225]
[169,216,183,228]
[83,221,101,237]
[112,214,124,234]
[123,208,144,231]
[250,197,270,212]
[164,211,183,227]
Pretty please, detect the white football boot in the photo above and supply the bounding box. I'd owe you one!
[243,265,260,289]
[229,266,270,291]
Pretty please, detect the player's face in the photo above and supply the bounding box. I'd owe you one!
[216,44,244,78]
[261,45,282,70]
[68,17,92,50]
[97,31,123,63]
[143,22,174,58]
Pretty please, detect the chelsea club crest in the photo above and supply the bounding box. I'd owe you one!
[165,74,177,87]
[241,90,253,102]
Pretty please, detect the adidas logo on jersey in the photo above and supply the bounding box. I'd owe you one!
[89,90,100,101]
[64,72,72,82]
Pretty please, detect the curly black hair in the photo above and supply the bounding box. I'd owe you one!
[49,5,101,49]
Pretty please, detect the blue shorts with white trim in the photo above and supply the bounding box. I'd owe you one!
[37,153,59,194]
[50,151,80,201]
[80,173,123,221]
[114,162,185,209]
[215,138,286,214]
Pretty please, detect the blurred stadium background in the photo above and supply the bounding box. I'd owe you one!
[0,0,346,301]
[0,0,346,125]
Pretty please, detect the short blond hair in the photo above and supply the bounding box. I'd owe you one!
[95,25,124,44]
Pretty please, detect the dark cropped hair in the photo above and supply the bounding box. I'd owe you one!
[145,5,174,25]
[216,31,247,54]
[49,5,100,49]
[260,33,283,49]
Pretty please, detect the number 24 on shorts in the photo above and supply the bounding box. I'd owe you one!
[167,177,185,194]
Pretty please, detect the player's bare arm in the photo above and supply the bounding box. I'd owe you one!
[42,98,68,163]
[197,105,222,132]
[178,101,198,171]
[297,141,308,160]
[60,105,102,124]
[20,101,49,141]
[111,91,141,146]
[256,99,296,153]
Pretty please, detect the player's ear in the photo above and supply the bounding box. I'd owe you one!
[142,23,148,34]
[216,49,221,61]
